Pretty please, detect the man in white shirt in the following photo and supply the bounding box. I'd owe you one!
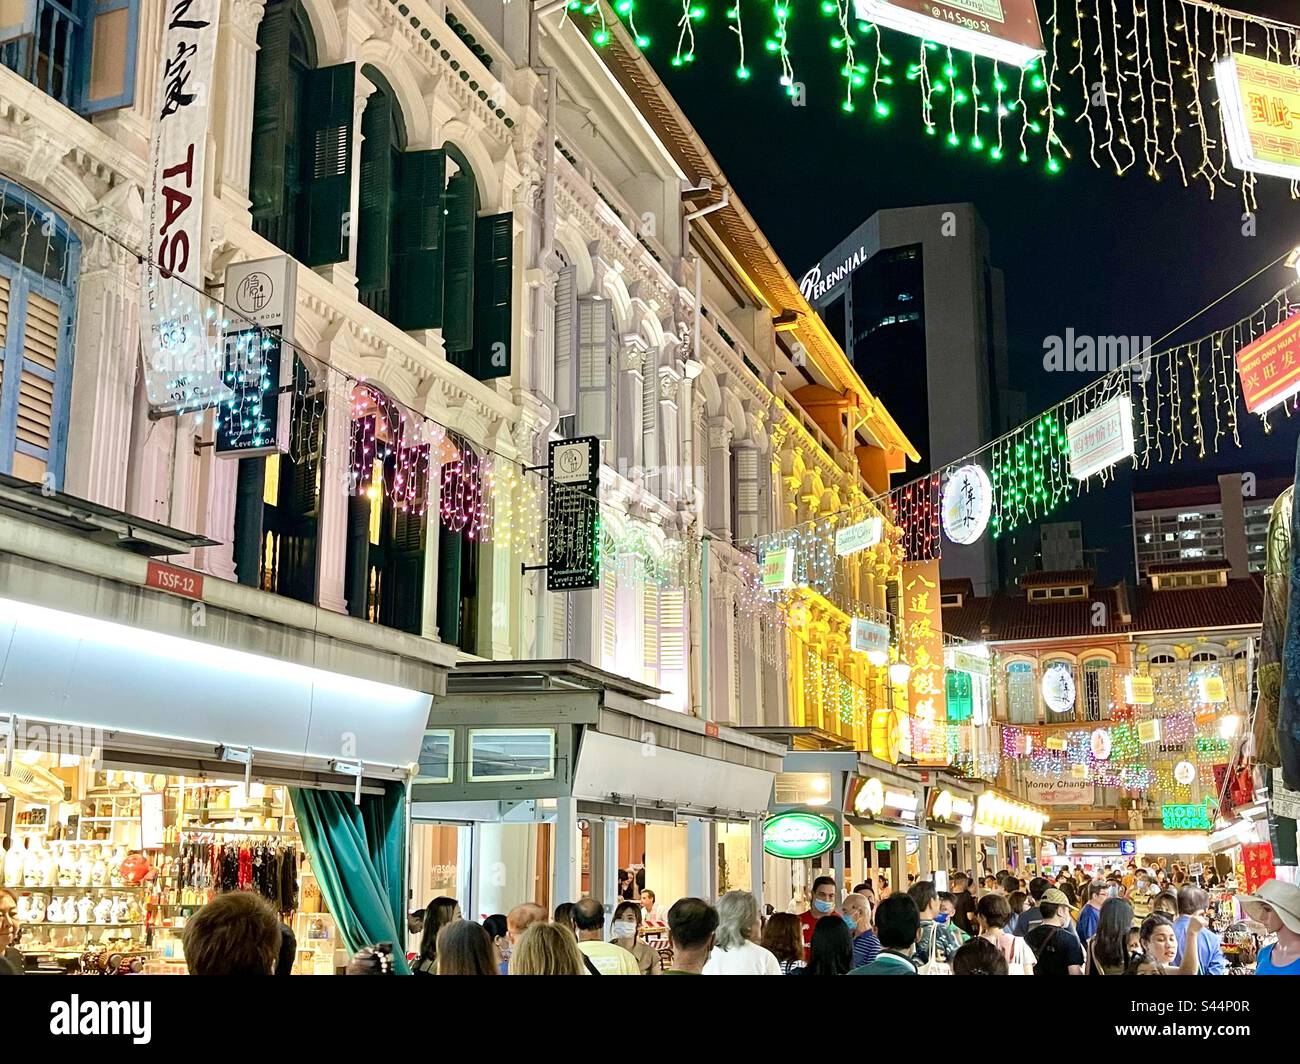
[702,891,782,975]
[573,897,639,975]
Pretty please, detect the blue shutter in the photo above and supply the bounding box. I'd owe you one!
[79,0,140,114]
[0,264,76,485]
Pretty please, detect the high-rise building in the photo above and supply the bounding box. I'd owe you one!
[800,204,1018,594]
[1132,473,1288,577]
[1040,522,1085,572]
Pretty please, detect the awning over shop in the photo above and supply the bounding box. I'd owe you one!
[410,660,784,821]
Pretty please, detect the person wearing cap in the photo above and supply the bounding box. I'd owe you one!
[1240,879,1300,975]
[1024,887,1085,975]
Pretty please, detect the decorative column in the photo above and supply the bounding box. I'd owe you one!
[657,365,680,501]
[214,0,268,211]
[63,231,137,510]
[315,356,351,614]
[617,339,646,479]
[705,419,733,541]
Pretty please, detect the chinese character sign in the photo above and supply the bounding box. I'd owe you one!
[1216,53,1300,180]
[1235,311,1300,415]
[140,0,230,414]
[903,559,949,764]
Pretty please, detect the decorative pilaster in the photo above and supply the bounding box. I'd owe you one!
[214,0,268,211]
[705,419,733,542]
[316,364,351,614]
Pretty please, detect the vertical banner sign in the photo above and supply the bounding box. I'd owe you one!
[903,559,948,764]
[216,257,296,457]
[547,437,600,591]
[141,0,230,415]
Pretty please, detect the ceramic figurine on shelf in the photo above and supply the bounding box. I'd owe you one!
[111,896,131,924]
[76,895,93,925]
[15,894,31,923]
[108,846,127,888]
[28,893,46,923]
[76,845,93,888]
[90,846,107,888]
[2,836,22,887]
[22,840,44,887]
[46,895,64,923]
[93,897,113,924]
[57,842,77,887]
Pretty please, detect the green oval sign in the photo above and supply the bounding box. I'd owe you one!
[763,812,841,860]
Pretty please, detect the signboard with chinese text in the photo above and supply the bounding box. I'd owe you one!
[852,0,1046,68]
[546,437,601,591]
[903,559,947,764]
[1067,395,1135,479]
[761,547,796,590]
[1215,54,1300,180]
[1235,311,1300,415]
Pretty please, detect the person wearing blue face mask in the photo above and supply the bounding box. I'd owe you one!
[842,891,882,968]
[908,880,961,966]
[799,876,840,962]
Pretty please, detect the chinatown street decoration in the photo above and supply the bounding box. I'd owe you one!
[1090,728,1112,761]
[895,472,941,561]
[852,0,1046,68]
[1215,54,1300,181]
[1174,760,1198,786]
[1235,311,1300,415]
[1238,842,1277,895]
[902,559,948,763]
[1041,663,1076,715]
[941,463,992,545]
[989,414,1070,537]
[1066,395,1135,480]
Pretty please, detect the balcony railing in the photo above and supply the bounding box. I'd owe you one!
[0,0,84,110]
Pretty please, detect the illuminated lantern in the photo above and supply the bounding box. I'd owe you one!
[871,708,901,764]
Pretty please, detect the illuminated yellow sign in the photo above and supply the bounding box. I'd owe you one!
[975,792,1047,837]
[1216,53,1300,180]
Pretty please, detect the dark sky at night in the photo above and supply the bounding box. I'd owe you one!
[629,0,1300,586]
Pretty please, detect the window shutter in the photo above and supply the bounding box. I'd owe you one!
[660,588,685,669]
[601,570,617,664]
[549,589,568,657]
[641,365,658,477]
[576,297,613,440]
[471,212,512,381]
[643,580,659,684]
[80,0,139,114]
[356,88,395,307]
[436,522,463,647]
[0,0,36,44]
[391,149,446,331]
[733,447,760,539]
[249,2,292,226]
[384,508,426,635]
[441,169,477,358]
[553,266,576,415]
[298,63,354,267]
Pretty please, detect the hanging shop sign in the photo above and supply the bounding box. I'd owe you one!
[903,560,948,763]
[1124,674,1155,705]
[851,0,1046,68]
[1066,395,1135,480]
[762,812,841,860]
[1235,311,1300,415]
[950,647,991,676]
[850,617,891,657]
[1045,735,1067,751]
[1069,763,1089,780]
[835,516,883,556]
[1041,663,1077,714]
[1174,760,1198,786]
[761,547,796,590]
[1090,728,1113,761]
[140,0,230,415]
[1239,841,1276,894]
[1161,802,1214,831]
[1137,719,1162,744]
[1270,769,1300,821]
[546,437,601,591]
[884,788,920,817]
[929,789,976,823]
[1024,780,1097,806]
[1197,675,1227,703]
[975,792,1047,836]
[941,464,992,545]
[852,776,886,817]
[216,257,295,457]
[869,709,903,765]
[1214,53,1300,181]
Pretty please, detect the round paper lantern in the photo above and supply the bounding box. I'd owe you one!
[942,464,992,545]
[1041,664,1077,714]
[1090,728,1112,760]
[1174,760,1197,786]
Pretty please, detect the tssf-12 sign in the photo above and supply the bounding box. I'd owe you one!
[762,812,841,860]
[546,437,601,591]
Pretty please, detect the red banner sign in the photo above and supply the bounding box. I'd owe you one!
[1235,312,1300,414]
[145,560,205,601]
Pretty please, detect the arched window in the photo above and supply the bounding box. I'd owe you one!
[356,66,407,323]
[345,383,431,634]
[250,0,353,266]
[1149,652,1176,666]
[0,187,78,485]
[1082,657,1111,721]
[1190,650,1219,663]
[1006,661,1037,724]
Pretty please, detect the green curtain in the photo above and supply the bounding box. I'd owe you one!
[290,784,412,974]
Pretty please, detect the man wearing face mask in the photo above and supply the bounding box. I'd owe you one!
[799,876,840,961]
[842,891,882,969]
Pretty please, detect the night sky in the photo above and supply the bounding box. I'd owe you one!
[630,0,1300,585]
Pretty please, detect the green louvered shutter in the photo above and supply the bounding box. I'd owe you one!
[356,88,395,312]
[437,522,462,647]
[249,1,292,232]
[391,150,446,330]
[298,63,354,266]
[471,212,512,380]
[384,508,426,635]
[441,169,478,361]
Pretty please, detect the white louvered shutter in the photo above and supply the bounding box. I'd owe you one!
[553,266,576,416]
[643,579,659,685]
[576,297,613,440]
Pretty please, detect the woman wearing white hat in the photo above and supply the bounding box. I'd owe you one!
[1240,879,1300,976]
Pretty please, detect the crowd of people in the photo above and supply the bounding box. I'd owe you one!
[2,863,1296,975]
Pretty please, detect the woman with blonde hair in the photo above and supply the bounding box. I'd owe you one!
[702,890,782,974]
[509,921,587,976]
